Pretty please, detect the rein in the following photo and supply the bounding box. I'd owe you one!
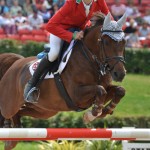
[80,40,107,77]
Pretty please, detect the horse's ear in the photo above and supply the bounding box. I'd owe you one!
[117,13,127,27]
[103,12,111,27]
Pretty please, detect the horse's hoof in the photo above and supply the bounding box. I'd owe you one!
[98,113,106,118]
[83,111,93,124]
[98,108,114,118]
[83,110,97,124]
[110,111,114,115]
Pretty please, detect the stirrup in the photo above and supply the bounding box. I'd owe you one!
[25,87,40,103]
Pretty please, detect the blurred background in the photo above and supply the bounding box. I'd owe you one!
[0,0,149,46]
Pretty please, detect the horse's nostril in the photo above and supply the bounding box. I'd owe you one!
[113,71,125,81]
[114,72,118,78]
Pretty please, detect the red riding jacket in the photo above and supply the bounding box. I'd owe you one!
[45,0,109,42]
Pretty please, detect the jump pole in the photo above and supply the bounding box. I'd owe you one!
[0,128,150,141]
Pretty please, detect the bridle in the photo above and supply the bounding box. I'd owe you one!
[100,29,126,71]
[80,28,126,77]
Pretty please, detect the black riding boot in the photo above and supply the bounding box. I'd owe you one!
[24,55,53,103]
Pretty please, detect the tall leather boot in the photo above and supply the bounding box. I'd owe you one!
[24,55,53,103]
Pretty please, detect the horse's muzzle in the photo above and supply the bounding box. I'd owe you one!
[112,71,126,82]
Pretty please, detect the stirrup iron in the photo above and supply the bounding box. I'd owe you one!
[25,87,40,103]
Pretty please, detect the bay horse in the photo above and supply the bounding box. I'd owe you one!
[0,13,126,150]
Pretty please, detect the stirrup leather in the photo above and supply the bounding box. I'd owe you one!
[25,87,40,103]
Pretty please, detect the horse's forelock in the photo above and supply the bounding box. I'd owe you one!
[84,16,104,37]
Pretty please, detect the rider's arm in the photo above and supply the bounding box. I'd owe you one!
[45,0,74,43]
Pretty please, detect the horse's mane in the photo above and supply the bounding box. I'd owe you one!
[0,53,24,80]
[84,12,105,37]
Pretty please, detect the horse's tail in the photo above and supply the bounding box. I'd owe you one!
[0,53,24,80]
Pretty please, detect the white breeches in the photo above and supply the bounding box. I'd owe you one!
[48,34,63,62]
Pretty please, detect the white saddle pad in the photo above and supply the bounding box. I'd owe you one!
[29,40,74,78]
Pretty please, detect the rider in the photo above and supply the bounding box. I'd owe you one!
[24,0,110,103]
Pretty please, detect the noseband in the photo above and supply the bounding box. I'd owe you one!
[80,29,126,76]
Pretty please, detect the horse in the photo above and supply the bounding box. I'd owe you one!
[0,13,126,150]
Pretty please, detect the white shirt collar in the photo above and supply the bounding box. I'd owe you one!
[82,0,93,8]
[82,0,93,16]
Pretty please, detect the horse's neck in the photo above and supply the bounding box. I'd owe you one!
[83,26,101,58]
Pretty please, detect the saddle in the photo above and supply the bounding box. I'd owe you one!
[51,41,71,73]
[30,40,75,79]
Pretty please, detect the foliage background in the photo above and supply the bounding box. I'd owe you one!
[0,39,150,74]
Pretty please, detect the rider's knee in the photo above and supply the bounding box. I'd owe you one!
[47,48,60,62]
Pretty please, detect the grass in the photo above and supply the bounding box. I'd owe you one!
[113,74,150,117]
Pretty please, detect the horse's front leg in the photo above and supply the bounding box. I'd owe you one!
[99,85,125,118]
[76,85,107,123]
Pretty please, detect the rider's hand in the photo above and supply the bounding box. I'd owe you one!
[73,31,84,40]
